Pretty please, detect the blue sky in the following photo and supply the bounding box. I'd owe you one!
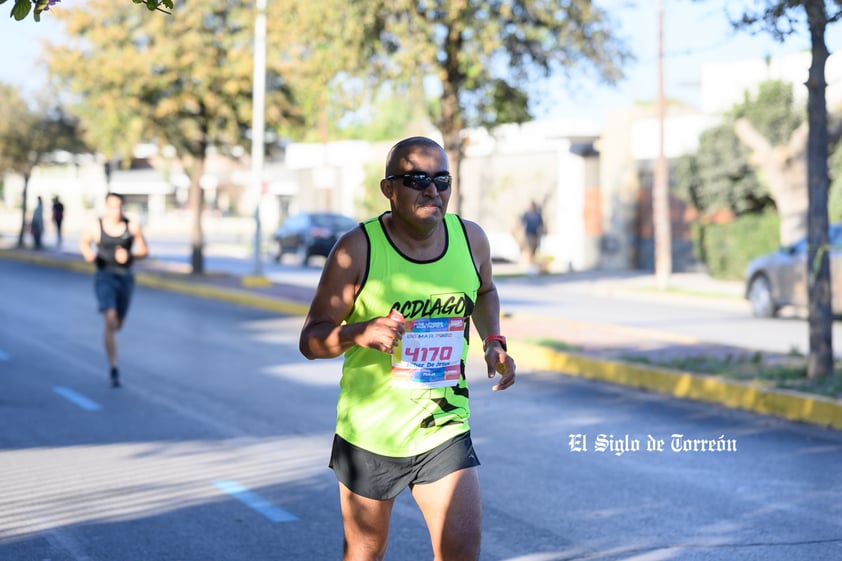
[540,0,842,122]
[3,0,842,123]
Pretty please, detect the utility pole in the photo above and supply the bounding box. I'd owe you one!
[653,0,672,288]
[250,0,267,280]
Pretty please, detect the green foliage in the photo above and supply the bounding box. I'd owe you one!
[267,2,387,142]
[524,339,584,353]
[344,0,631,189]
[267,1,631,147]
[619,348,842,398]
[355,163,387,219]
[476,79,532,130]
[46,0,301,159]
[0,83,87,247]
[0,84,29,175]
[671,153,701,210]
[676,123,769,215]
[730,80,804,145]
[2,0,58,21]
[729,1,842,43]
[2,0,173,22]
[694,211,780,280]
[0,84,86,178]
[676,80,801,217]
[44,0,307,272]
[132,0,173,14]
[24,0,631,155]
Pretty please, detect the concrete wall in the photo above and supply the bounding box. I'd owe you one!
[460,121,601,271]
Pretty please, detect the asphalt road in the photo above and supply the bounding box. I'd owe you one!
[2,260,842,560]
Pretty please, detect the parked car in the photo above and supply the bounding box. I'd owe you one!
[744,222,842,317]
[272,212,358,265]
[485,230,522,263]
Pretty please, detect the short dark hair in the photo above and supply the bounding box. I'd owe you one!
[106,192,125,203]
[385,137,446,176]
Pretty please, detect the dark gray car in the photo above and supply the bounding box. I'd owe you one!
[272,212,358,266]
[744,222,842,317]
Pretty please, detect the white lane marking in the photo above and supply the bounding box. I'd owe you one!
[53,386,102,412]
[213,480,299,522]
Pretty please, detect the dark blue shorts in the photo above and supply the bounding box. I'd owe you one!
[329,431,480,500]
[95,269,134,319]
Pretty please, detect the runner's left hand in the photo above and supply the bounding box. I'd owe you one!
[485,347,515,391]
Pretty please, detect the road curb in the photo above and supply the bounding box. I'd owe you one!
[510,341,842,431]
[0,248,93,274]
[0,249,310,316]
[133,272,310,316]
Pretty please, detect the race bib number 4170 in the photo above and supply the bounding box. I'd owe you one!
[391,317,465,388]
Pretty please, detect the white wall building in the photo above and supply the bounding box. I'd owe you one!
[461,119,602,271]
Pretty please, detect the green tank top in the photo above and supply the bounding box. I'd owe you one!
[337,213,481,457]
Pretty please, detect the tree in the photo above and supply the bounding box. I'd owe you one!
[264,2,406,143]
[675,80,807,223]
[731,80,808,246]
[337,92,430,142]
[0,84,86,248]
[45,0,300,274]
[729,0,842,379]
[345,0,631,213]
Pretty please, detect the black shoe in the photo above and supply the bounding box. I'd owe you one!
[110,367,121,388]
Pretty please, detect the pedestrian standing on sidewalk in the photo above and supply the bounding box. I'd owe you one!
[30,196,45,250]
[79,193,148,388]
[51,195,65,248]
[300,136,515,561]
[521,201,543,272]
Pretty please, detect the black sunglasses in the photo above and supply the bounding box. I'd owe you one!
[386,172,452,192]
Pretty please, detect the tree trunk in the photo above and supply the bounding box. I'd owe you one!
[439,24,465,215]
[439,100,464,215]
[444,141,463,215]
[16,174,30,248]
[188,157,206,275]
[804,3,832,379]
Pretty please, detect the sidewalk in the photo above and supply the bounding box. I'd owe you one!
[2,244,841,431]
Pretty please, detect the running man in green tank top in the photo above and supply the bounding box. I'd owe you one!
[300,137,516,561]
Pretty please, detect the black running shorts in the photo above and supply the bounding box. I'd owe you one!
[95,269,134,319]
[329,431,480,501]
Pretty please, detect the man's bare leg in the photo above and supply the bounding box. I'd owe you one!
[103,309,123,386]
[411,467,481,561]
[338,482,395,561]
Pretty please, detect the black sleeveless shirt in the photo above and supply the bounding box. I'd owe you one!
[96,218,134,274]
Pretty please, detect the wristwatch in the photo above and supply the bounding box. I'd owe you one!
[482,334,507,352]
